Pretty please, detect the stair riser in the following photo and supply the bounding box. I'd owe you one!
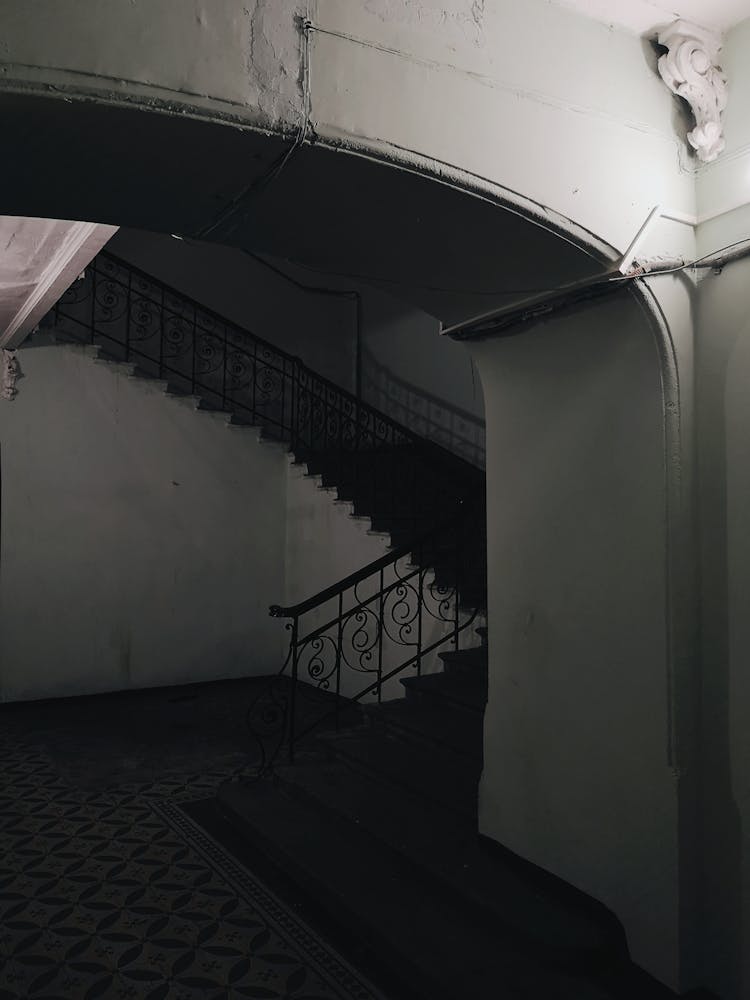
[320,742,479,819]
[403,686,486,716]
[369,715,483,761]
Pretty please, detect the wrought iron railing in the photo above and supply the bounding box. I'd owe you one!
[43,250,487,772]
[361,347,486,468]
[248,499,484,772]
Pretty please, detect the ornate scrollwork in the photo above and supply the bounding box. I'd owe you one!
[195,331,224,376]
[341,606,381,673]
[382,580,420,647]
[300,634,339,689]
[658,20,728,163]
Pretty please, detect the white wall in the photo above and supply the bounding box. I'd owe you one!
[694,201,750,1000]
[691,28,750,995]
[0,335,448,708]
[696,16,750,226]
[0,339,288,702]
[0,0,303,128]
[311,0,694,255]
[470,292,686,990]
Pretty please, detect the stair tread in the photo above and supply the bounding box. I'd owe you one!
[438,646,488,671]
[317,727,480,815]
[273,759,621,967]
[401,671,487,712]
[218,780,621,1000]
[366,697,483,759]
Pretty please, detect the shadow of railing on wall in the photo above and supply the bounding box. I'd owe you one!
[361,349,486,468]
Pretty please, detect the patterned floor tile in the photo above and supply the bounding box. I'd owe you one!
[0,698,386,1000]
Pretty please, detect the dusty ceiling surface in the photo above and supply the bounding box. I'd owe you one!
[553,0,748,35]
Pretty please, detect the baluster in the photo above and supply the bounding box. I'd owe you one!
[371,414,378,522]
[354,398,361,508]
[417,543,424,677]
[158,286,164,379]
[335,592,343,731]
[90,265,97,344]
[222,323,228,409]
[125,269,131,361]
[252,342,258,421]
[290,359,297,451]
[337,396,344,501]
[308,377,313,453]
[454,518,461,651]
[288,617,299,764]
[377,568,385,704]
[191,305,197,394]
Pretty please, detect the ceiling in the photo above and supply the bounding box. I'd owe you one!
[552,0,749,35]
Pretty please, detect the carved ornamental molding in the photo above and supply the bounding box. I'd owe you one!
[1,349,19,401]
[658,19,728,164]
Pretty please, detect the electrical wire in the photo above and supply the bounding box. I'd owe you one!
[274,255,563,298]
[612,237,750,281]
[445,236,750,339]
[239,236,750,302]
[195,13,314,241]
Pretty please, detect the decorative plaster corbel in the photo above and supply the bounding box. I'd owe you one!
[1,349,20,400]
[658,19,728,163]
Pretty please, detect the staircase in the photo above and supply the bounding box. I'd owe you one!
[44,251,489,762]
[42,252,673,1000]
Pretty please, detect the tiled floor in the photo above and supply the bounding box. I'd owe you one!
[0,680,385,1000]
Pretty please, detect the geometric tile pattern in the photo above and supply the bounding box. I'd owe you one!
[0,724,386,1000]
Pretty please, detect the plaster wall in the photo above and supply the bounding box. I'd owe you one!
[470,293,685,989]
[694,201,750,1000]
[0,0,303,127]
[0,333,450,709]
[0,340,288,702]
[696,16,750,226]
[311,0,695,255]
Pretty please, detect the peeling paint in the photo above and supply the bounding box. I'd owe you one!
[248,0,306,122]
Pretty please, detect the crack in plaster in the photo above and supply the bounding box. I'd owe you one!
[363,0,487,46]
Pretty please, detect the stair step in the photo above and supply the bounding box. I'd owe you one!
[365,697,483,760]
[401,671,487,713]
[438,646,487,675]
[227,411,257,427]
[316,728,480,816]
[272,760,625,972]
[218,780,623,1000]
